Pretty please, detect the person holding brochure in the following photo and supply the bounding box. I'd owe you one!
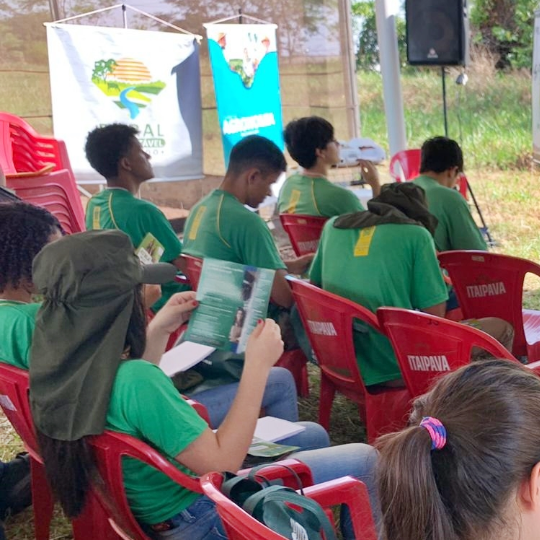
[29,230,380,540]
[0,203,305,433]
[183,135,312,318]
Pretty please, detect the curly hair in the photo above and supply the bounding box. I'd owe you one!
[0,202,61,292]
[85,123,139,179]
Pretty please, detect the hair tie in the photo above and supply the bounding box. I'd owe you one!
[420,417,447,450]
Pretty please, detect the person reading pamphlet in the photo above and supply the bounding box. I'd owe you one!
[28,230,380,540]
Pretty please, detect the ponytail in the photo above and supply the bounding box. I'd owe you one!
[378,426,456,540]
[36,431,96,518]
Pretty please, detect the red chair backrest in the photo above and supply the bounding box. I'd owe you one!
[0,112,72,174]
[0,363,40,457]
[289,279,380,397]
[279,214,328,257]
[201,471,377,540]
[181,254,204,289]
[88,430,203,540]
[389,149,421,182]
[438,250,540,357]
[7,170,85,233]
[377,307,519,398]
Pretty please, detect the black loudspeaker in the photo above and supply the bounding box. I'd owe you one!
[406,0,469,66]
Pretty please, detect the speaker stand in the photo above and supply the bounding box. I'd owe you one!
[441,66,449,137]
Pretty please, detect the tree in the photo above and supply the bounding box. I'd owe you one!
[352,0,406,70]
[470,0,537,69]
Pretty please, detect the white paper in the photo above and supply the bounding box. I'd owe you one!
[253,416,306,443]
[159,341,215,377]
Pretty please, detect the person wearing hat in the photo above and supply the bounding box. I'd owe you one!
[309,182,513,387]
[29,229,380,540]
[0,202,313,433]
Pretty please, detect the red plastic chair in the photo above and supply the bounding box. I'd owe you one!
[181,254,310,397]
[389,149,421,183]
[279,214,328,257]
[438,250,540,360]
[289,279,411,443]
[389,148,468,198]
[87,431,315,540]
[6,169,85,233]
[201,471,377,540]
[0,363,119,540]
[377,307,519,398]
[0,112,72,176]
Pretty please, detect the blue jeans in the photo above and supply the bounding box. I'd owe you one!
[144,495,226,540]
[187,367,299,427]
[150,443,378,540]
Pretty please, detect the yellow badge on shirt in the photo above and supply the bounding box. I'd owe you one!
[92,206,101,230]
[188,206,206,240]
[288,190,301,213]
[354,226,376,257]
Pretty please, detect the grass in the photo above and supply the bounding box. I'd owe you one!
[358,68,533,170]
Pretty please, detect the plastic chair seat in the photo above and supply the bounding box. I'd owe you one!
[439,250,540,360]
[289,278,411,443]
[279,214,328,257]
[201,471,377,540]
[377,307,519,399]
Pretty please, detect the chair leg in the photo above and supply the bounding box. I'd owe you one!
[318,375,335,430]
[30,459,54,540]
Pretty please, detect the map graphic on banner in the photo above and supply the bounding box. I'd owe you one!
[46,23,203,182]
[205,23,284,166]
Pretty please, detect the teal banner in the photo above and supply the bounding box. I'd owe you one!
[205,23,284,166]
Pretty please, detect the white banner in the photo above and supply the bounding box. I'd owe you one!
[46,23,203,183]
[533,11,540,163]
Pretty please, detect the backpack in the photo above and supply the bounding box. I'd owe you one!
[221,464,338,540]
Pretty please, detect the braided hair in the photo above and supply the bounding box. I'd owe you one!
[0,202,61,292]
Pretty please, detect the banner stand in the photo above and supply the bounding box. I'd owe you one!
[49,3,202,41]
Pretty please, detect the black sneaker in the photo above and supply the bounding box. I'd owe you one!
[0,453,32,520]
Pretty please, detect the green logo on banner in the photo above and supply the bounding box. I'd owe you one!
[91,57,166,119]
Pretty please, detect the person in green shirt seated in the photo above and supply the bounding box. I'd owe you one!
[183,135,313,319]
[0,202,63,369]
[84,123,189,312]
[413,136,488,252]
[309,183,513,388]
[278,116,381,217]
[29,231,380,540]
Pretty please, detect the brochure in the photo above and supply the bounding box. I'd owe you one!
[184,259,275,353]
[247,439,300,458]
[253,416,306,442]
[136,232,165,264]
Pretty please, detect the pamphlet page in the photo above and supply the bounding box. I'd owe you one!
[184,258,275,353]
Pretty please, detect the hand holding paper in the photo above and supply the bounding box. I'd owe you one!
[245,319,284,372]
[149,291,198,335]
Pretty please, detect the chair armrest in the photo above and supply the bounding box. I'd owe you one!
[239,458,314,488]
[303,476,377,540]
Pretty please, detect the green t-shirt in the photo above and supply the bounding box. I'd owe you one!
[277,173,365,217]
[106,360,208,524]
[0,301,40,369]
[183,189,286,271]
[413,175,488,252]
[310,220,448,386]
[85,189,188,311]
